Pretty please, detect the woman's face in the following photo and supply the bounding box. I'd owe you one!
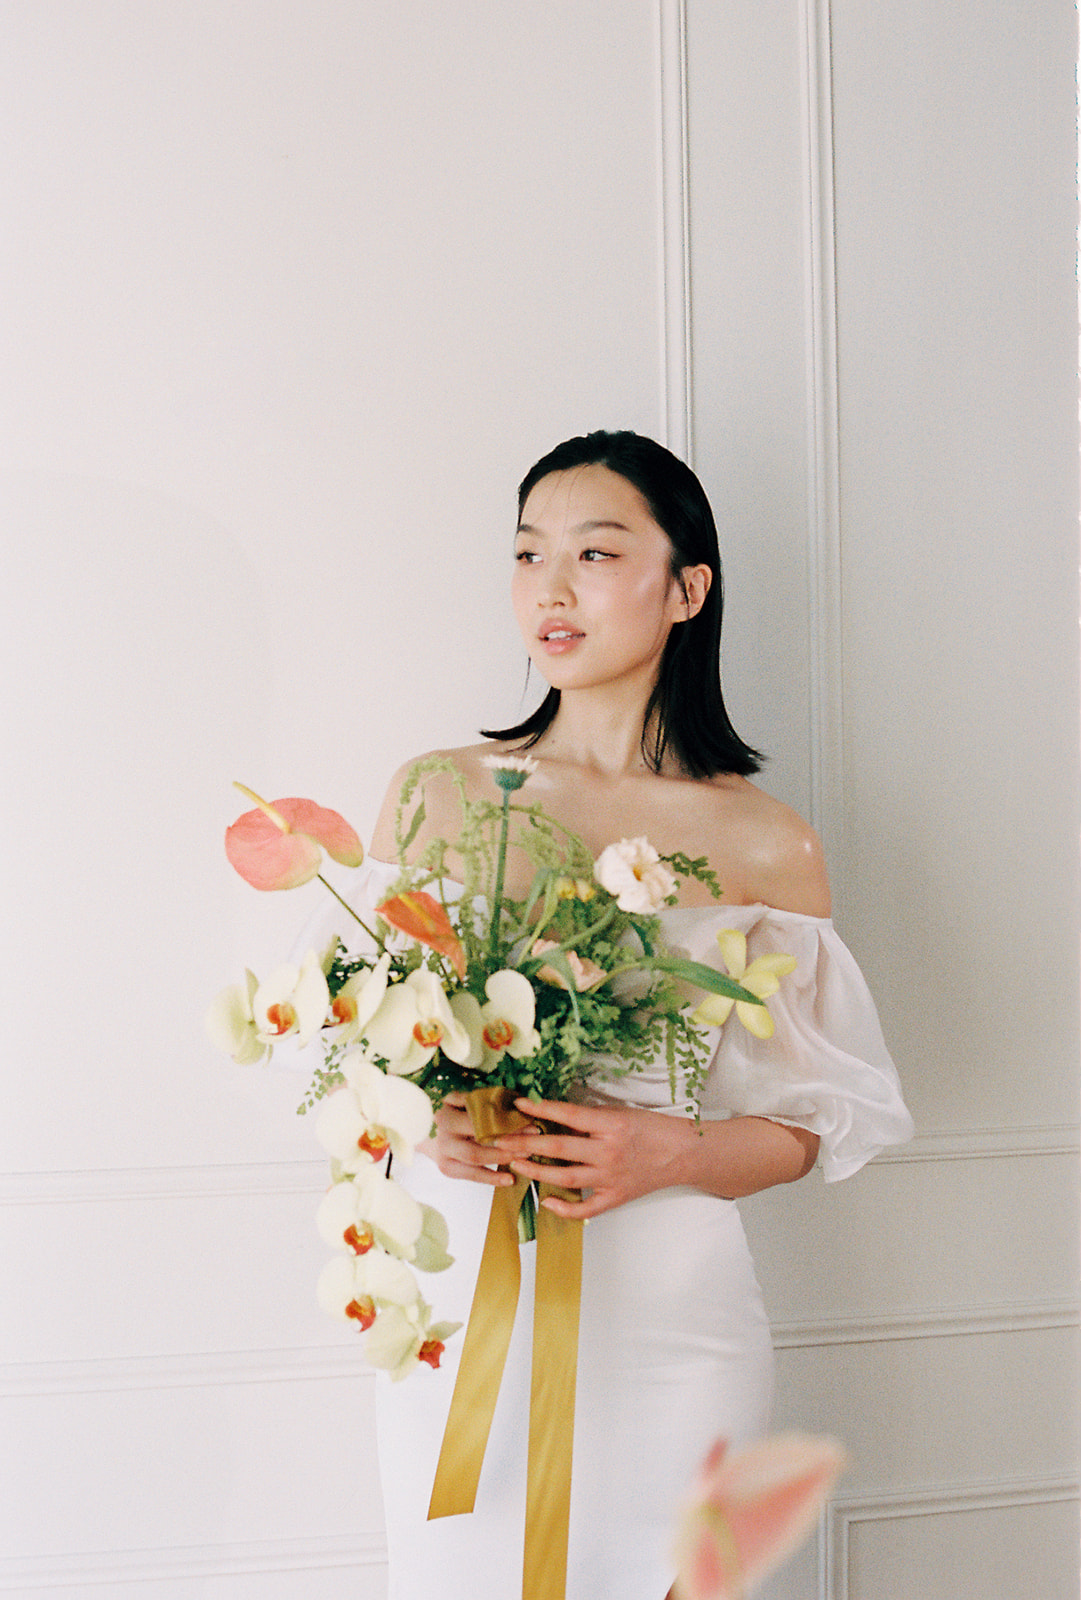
[512,464,706,702]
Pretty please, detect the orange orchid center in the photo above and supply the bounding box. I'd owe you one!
[482,1018,514,1051]
[331,995,358,1025]
[358,1128,390,1160]
[345,1296,376,1330]
[265,1001,297,1035]
[413,1020,444,1048]
[343,1224,375,1255]
[418,1339,445,1369]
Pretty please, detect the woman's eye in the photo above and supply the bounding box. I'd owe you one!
[515,549,541,563]
[581,548,615,562]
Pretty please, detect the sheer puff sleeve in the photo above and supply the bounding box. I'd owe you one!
[671,903,914,1182]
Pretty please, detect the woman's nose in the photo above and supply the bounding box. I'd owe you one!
[538,554,573,606]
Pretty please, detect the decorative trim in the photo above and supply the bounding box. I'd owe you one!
[799,0,844,860]
[0,1532,386,1591]
[875,1124,1081,1164]
[2,1123,1076,1207]
[657,0,692,462]
[0,1344,373,1399]
[0,1159,327,1205]
[5,1292,1075,1397]
[822,1476,1080,1599]
[773,1297,1080,1349]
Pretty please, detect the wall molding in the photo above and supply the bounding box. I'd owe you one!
[799,0,844,862]
[822,1475,1080,1599]
[657,0,692,462]
[4,1290,1076,1397]
[3,1122,1075,1207]
[773,1296,1080,1350]
[0,1532,385,1592]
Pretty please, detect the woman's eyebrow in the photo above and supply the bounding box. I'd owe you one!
[515,518,632,537]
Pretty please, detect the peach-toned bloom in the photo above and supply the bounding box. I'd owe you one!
[377,891,467,981]
[531,938,608,993]
[225,786,363,891]
[594,836,677,913]
[673,1434,847,1600]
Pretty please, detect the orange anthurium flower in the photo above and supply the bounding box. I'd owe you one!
[377,891,467,981]
[225,784,364,891]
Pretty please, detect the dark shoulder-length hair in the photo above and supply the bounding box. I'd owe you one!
[481,429,763,778]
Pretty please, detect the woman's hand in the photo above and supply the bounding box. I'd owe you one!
[493,1098,820,1220]
[422,1091,518,1189]
[493,1097,691,1220]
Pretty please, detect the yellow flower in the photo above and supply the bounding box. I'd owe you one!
[692,930,796,1040]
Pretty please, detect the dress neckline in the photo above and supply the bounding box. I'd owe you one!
[361,858,831,927]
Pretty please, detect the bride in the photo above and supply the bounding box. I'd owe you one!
[360,430,912,1599]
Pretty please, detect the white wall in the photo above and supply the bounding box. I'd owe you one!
[2,3,1077,1597]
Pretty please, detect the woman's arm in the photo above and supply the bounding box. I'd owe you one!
[427,1094,818,1220]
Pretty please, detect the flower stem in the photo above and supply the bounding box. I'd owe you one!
[316,874,384,948]
[488,792,511,965]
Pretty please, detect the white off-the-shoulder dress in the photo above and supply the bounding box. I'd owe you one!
[296,860,913,1600]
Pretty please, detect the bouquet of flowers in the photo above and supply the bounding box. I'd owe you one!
[207,754,795,1380]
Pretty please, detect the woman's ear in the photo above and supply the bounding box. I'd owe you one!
[676,564,712,621]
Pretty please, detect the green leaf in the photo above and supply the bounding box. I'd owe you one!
[650,955,765,1006]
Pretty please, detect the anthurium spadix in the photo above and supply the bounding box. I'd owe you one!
[225,784,364,891]
[673,1434,847,1600]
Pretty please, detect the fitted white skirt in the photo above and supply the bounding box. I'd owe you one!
[375,1154,774,1600]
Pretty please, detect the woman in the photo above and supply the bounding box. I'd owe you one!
[361,431,912,1598]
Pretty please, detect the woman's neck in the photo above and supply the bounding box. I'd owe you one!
[529,689,665,779]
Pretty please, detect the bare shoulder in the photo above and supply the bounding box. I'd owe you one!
[368,742,500,862]
[701,776,831,917]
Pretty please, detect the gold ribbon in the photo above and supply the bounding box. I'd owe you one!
[428,1086,584,1600]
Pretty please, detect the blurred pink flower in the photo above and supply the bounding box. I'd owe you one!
[673,1434,847,1600]
[225,784,363,891]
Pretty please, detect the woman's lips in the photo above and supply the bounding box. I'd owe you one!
[538,624,584,653]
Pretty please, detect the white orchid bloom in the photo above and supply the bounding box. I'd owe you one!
[364,1299,462,1380]
[317,1171,425,1260]
[316,1248,421,1328]
[251,950,330,1047]
[205,970,270,1064]
[594,836,677,914]
[363,967,476,1074]
[692,929,798,1041]
[325,952,392,1042]
[479,969,540,1060]
[316,1056,434,1170]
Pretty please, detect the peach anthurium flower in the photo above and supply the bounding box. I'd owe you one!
[377,891,467,981]
[205,971,270,1064]
[316,1247,422,1328]
[479,969,540,1061]
[673,1434,847,1600]
[364,1299,462,1381]
[317,1171,425,1261]
[594,836,677,913]
[251,950,330,1047]
[691,930,797,1041]
[225,785,364,891]
[324,952,393,1042]
[362,968,477,1075]
[531,938,608,993]
[317,1055,434,1170]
